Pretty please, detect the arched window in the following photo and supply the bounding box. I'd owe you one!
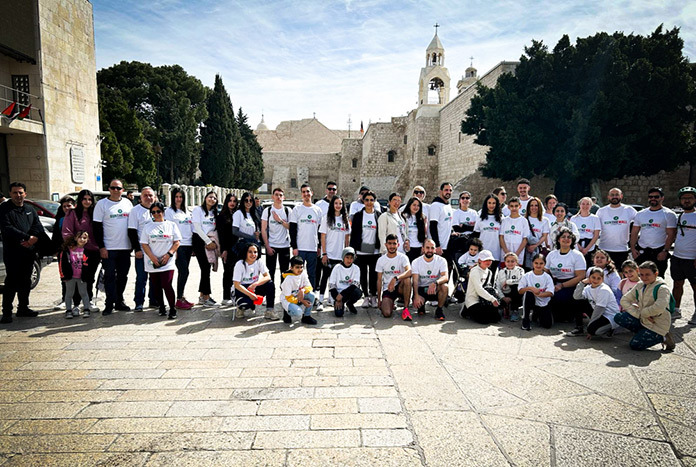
[352,158,358,168]
[428,145,436,156]
[387,150,396,163]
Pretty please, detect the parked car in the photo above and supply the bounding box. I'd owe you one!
[65,191,141,204]
[0,231,52,291]
[25,199,60,219]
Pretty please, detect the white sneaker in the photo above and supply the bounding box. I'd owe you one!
[204,298,220,307]
[315,299,324,312]
[72,307,80,318]
[361,298,371,308]
[54,301,65,311]
[221,299,234,306]
[370,296,378,308]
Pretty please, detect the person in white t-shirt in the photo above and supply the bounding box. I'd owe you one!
[328,247,362,317]
[429,183,454,267]
[596,187,637,267]
[546,227,587,335]
[233,243,276,320]
[412,239,449,320]
[315,181,337,217]
[499,197,530,264]
[279,256,317,325]
[401,197,428,263]
[165,187,194,310]
[378,192,407,254]
[518,253,555,330]
[543,195,558,226]
[524,197,550,269]
[139,202,181,319]
[492,187,510,217]
[630,187,677,277]
[573,266,621,339]
[401,185,430,220]
[191,191,219,306]
[349,186,382,219]
[549,203,580,249]
[349,190,382,308]
[475,194,503,263]
[128,186,157,311]
[376,234,412,320]
[319,196,351,303]
[289,184,323,308]
[571,197,602,266]
[261,188,291,280]
[516,178,533,216]
[669,187,696,324]
[93,179,133,315]
[451,191,479,264]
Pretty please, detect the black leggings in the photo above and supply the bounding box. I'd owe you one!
[522,291,553,328]
[266,246,290,280]
[467,302,501,324]
[192,236,212,295]
[330,284,362,305]
[356,254,379,296]
[587,315,612,336]
[221,251,238,300]
[319,259,341,295]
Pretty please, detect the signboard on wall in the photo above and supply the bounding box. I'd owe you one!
[70,146,85,184]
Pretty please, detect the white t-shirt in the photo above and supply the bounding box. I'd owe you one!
[582,283,620,329]
[519,198,531,217]
[474,216,502,260]
[319,214,351,260]
[543,212,556,225]
[261,205,291,248]
[429,200,454,250]
[597,204,637,252]
[549,219,580,250]
[400,202,430,221]
[93,197,132,250]
[349,201,381,218]
[452,208,478,231]
[500,216,531,254]
[139,220,182,273]
[280,271,312,310]
[457,252,479,269]
[585,268,621,293]
[191,206,216,236]
[328,263,361,293]
[165,207,193,246]
[290,203,322,252]
[233,210,257,238]
[233,259,268,285]
[502,205,511,217]
[316,198,331,217]
[571,213,601,248]
[405,215,424,248]
[375,252,410,291]
[633,207,678,249]
[546,249,587,280]
[527,217,550,242]
[519,271,555,307]
[357,212,379,255]
[411,254,448,287]
[674,211,696,260]
[128,203,153,237]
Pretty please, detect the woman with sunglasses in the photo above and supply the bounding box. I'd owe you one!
[233,192,261,248]
[140,202,181,319]
[191,191,219,306]
[165,187,195,310]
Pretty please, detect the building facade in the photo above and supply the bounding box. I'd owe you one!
[0,0,101,199]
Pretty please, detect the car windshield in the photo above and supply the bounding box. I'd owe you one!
[34,200,60,216]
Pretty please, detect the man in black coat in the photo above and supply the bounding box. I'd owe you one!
[0,182,48,323]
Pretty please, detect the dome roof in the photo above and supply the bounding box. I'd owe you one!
[256,115,269,131]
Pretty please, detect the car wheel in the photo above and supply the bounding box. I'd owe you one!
[30,261,41,290]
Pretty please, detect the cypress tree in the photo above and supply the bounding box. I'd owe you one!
[200,75,237,187]
[236,107,264,190]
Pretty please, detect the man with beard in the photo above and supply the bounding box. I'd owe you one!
[516,178,533,216]
[596,188,637,266]
[630,187,677,278]
[411,239,449,320]
[429,182,454,275]
[666,187,696,324]
[376,234,412,320]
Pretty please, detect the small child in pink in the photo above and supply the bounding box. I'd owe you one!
[618,260,640,311]
[59,231,93,318]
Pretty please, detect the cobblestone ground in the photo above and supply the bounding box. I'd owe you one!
[0,260,695,466]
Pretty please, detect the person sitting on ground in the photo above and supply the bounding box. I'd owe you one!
[546,227,587,334]
[280,256,317,325]
[412,239,449,320]
[587,249,621,299]
[574,266,621,339]
[461,249,501,324]
[233,243,276,320]
[329,247,362,317]
[616,261,675,351]
[618,260,640,310]
[376,234,412,320]
[495,252,525,321]
[454,237,483,303]
[518,253,554,330]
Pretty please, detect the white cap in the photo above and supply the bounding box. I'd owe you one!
[478,250,494,262]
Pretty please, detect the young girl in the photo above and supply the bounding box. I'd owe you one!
[574,267,620,338]
[462,250,501,324]
[319,196,351,306]
[233,243,276,320]
[518,253,555,330]
[280,256,318,325]
[618,260,640,310]
[59,231,95,318]
[495,252,525,321]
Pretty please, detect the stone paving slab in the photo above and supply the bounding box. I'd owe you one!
[0,261,694,465]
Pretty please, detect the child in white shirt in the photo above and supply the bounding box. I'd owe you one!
[495,252,525,321]
[279,256,318,325]
[329,247,362,317]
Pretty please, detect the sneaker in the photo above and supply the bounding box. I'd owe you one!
[16,309,38,317]
[315,299,324,312]
[221,299,234,306]
[115,302,131,311]
[672,308,682,321]
[427,300,437,307]
[175,299,193,310]
[134,305,144,312]
[689,315,696,326]
[0,315,12,324]
[662,332,675,352]
[371,296,379,308]
[202,298,219,307]
[147,301,159,309]
[361,298,371,308]
[102,306,113,316]
[198,296,207,305]
[83,309,91,318]
[510,309,520,322]
[402,308,413,321]
[72,307,80,318]
[264,309,279,321]
[158,307,167,316]
[418,307,426,316]
[347,303,358,315]
[65,310,73,319]
[168,309,177,320]
[235,306,246,319]
[53,301,65,311]
[521,317,531,331]
[88,304,100,312]
[566,327,584,337]
[301,315,318,325]
[334,306,344,318]
[283,310,292,324]
[435,307,445,321]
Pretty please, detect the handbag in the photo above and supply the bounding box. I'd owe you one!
[479,270,502,306]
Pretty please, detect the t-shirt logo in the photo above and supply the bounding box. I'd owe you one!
[118,209,122,213]
[511,225,515,229]
[581,224,586,228]
[489,222,494,227]
[557,263,562,267]
[345,275,349,280]
[368,221,373,225]
[613,216,619,220]
[308,215,312,219]
[649,218,653,223]
[466,217,470,221]
[427,270,432,274]
[391,266,395,270]
[683,220,688,225]
[535,283,540,287]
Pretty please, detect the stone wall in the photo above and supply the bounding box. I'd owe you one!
[38,0,101,198]
[338,138,363,198]
[359,121,404,199]
[6,133,47,194]
[261,150,341,200]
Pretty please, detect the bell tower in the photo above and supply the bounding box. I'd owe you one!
[418,24,450,110]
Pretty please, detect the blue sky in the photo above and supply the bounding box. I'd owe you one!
[93,0,695,132]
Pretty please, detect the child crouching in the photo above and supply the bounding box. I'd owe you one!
[329,247,362,317]
[280,256,318,325]
[495,252,525,321]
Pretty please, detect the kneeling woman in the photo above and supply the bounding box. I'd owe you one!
[233,243,276,320]
[462,249,501,324]
[546,227,586,333]
[329,247,362,317]
[140,202,182,319]
[616,261,675,351]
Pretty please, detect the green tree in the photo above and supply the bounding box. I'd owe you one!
[462,26,696,197]
[199,74,238,187]
[236,107,264,191]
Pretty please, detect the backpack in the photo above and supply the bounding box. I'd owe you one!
[264,205,291,234]
[635,283,676,316]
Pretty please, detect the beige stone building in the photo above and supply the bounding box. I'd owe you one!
[0,0,101,199]
[256,31,689,206]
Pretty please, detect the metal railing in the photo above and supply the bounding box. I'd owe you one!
[0,83,42,123]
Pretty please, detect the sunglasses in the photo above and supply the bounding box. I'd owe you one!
[244,199,253,203]
[413,190,424,195]
[460,197,470,200]
[499,192,507,196]
[327,187,337,191]
[109,186,123,190]
[150,210,163,214]
[648,195,662,199]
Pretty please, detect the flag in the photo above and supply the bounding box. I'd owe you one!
[360,121,364,134]
[1,102,17,118]
[15,104,31,120]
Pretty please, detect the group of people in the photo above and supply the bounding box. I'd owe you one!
[1,178,694,352]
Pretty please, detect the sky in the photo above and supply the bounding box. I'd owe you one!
[93,0,695,132]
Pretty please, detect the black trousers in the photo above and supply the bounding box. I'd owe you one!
[102,250,131,308]
[606,250,629,270]
[192,236,212,295]
[522,291,553,328]
[319,259,341,295]
[406,247,422,264]
[266,246,290,280]
[467,302,501,324]
[221,251,238,301]
[356,254,379,296]
[2,252,35,314]
[635,245,668,277]
[330,284,362,305]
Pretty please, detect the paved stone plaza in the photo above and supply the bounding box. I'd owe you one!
[0,261,695,466]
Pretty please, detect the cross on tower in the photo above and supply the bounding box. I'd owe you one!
[434,23,439,34]
[469,56,474,66]
[347,115,352,137]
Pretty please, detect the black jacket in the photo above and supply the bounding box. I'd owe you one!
[0,201,50,258]
[349,209,382,253]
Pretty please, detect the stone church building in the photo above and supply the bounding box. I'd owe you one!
[256,32,689,206]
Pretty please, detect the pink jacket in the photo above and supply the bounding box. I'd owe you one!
[62,210,99,251]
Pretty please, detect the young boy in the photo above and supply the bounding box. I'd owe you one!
[329,247,362,317]
[495,252,525,321]
[499,197,530,266]
[454,238,483,303]
[280,256,318,325]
